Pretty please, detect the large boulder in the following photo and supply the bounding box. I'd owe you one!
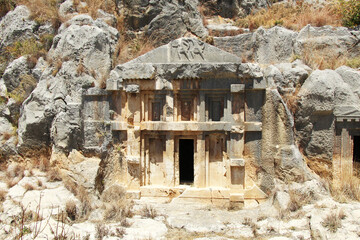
[0,116,17,158]
[294,25,360,60]
[295,69,360,159]
[214,25,360,66]
[199,0,268,18]
[0,5,53,48]
[214,26,298,64]
[18,15,119,153]
[2,56,32,92]
[123,0,208,45]
[263,61,310,95]
[260,89,314,193]
[335,66,360,99]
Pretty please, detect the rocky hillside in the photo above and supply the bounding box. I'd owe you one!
[0,0,360,239]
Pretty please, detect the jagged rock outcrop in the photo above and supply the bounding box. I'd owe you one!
[0,5,53,48]
[18,14,119,153]
[263,60,311,95]
[214,25,360,65]
[199,0,268,18]
[2,56,32,92]
[294,25,360,59]
[214,26,297,64]
[295,69,360,159]
[123,0,208,44]
[0,117,17,157]
[260,88,315,192]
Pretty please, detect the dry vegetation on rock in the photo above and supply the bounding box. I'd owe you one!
[235,2,342,31]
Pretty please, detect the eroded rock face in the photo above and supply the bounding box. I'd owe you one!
[0,117,17,157]
[295,69,360,159]
[263,61,310,95]
[200,0,268,18]
[123,0,208,44]
[0,5,54,48]
[214,26,297,64]
[260,89,315,192]
[2,56,32,92]
[214,25,360,65]
[18,15,119,153]
[294,25,360,59]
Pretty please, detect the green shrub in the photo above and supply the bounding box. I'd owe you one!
[346,56,360,69]
[338,0,360,27]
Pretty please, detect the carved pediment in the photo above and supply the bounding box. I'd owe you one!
[128,38,241,64]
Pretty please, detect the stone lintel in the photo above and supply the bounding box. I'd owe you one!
[126,156,140,164]
[140,122,232,131]
[230,158,245,166]
[111,121,263,132]
[244,122,262,131]
[231,84,245,92]
[84,88,108,96]
[336,117,360,122]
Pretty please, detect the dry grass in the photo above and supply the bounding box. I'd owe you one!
[65,200,77,221]
[6,164,24,178]
[331,176,360,202]
[63,176,92,219]
[346,56,360,69]
[298,44,348,70]
[235,2,341,31]
[140,205,158,219]
[322,211,342,233]
[46,168,62,182]
[113,36,155,65]
[24,183,35,191]
[0,189,7,202]
[208,28,245,37]
[2,131,12,142]
[18,0,62,29]
[288,189,314,212]
[0,0,15,18]
[102,184,133,222]
[95,223,109,240]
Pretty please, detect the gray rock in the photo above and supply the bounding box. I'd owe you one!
[0,6,37,47]
[271,63,309,95]
[295,69,360,159]
[261,89,314,192]
[66,150,101,190]
[214,26,297,64]
[59,0,77,19]
[32,57,49,81]
[3,56,30,92]
[200,0,268,18]
[335,66,360,99]
[97,9,117,27]
[274,191,290,211]
[124,0,208,45]
[0,116,17,157]
[2,56,31,92]
[50,14,118,85]
[294,25,360,59]
[18,14,119,153]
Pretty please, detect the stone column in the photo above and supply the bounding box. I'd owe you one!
[125,84,141,190]
[195,133,206,188]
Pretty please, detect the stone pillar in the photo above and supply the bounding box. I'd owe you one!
[166,91,174,122]
[195,133,206,188]
[199,91,206,122]
[165,132,175,186]
[125,85,141,190]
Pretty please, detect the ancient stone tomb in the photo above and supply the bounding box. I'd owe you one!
[84,38,267,204]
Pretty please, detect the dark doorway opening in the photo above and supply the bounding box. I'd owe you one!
[353,136,360,177]
[179,139,194,184]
